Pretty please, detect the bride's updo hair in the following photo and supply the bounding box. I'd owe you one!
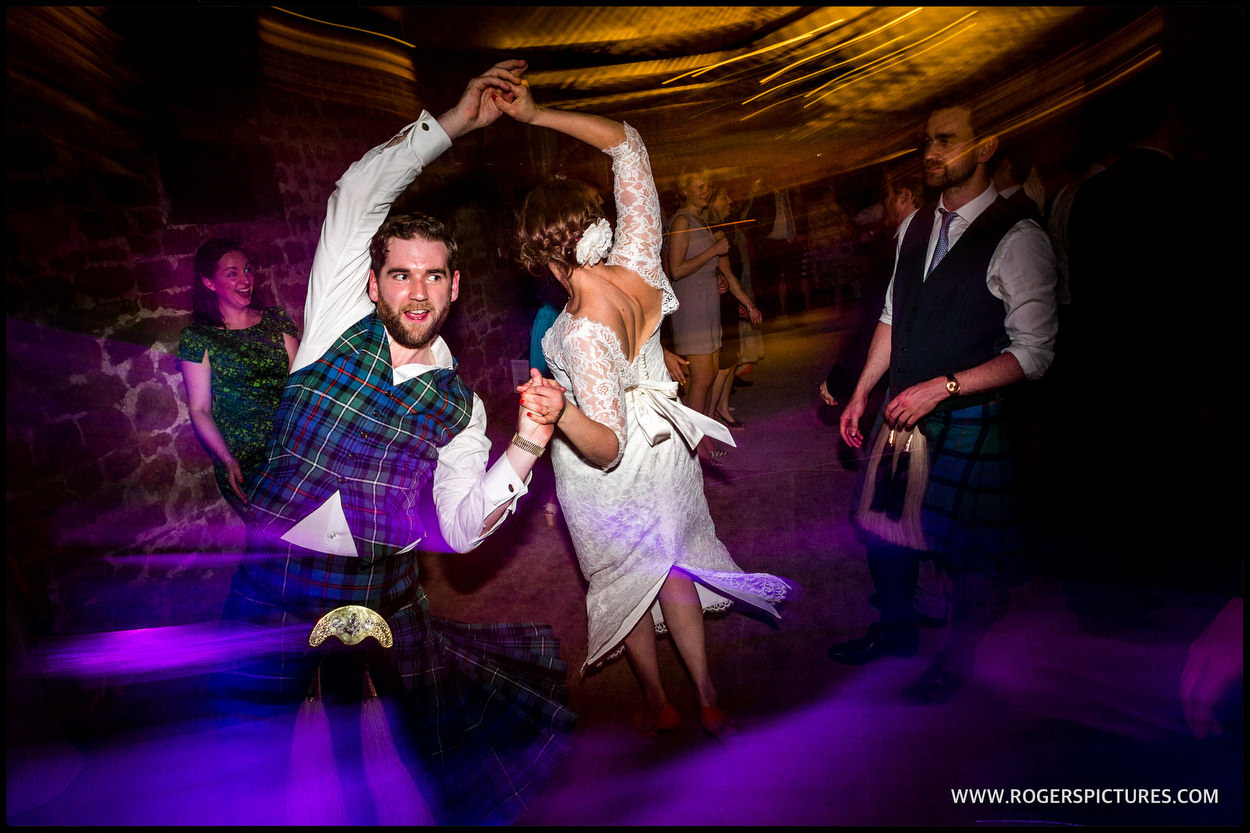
[515,177,605,279]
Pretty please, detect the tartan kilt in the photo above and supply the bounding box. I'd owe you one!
[918,399,1025,576]
[215,532,575,825]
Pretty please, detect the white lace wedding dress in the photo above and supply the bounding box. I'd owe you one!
[541,125,791,671]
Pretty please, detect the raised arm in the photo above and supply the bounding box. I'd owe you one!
[293,60,528,372]
[496,81,668,290]
[436,59,528,141]
[495,78,624,150]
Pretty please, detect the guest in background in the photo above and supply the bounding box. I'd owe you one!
[703,186,762,429]
[828,102,1058,708]
[178,238,299,520]
[665,168,731,462]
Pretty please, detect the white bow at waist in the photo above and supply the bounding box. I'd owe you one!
[628,378,736,450]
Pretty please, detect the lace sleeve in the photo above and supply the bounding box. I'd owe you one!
[604,124,676,315]
[560,317,628,471]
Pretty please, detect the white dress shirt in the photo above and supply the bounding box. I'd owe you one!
[880,183,1058,380]
[281,112,528,556]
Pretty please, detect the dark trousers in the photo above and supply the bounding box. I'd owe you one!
[867,541,922,629]
[867,541,1009,635]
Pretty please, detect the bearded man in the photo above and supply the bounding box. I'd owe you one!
[827,103,1058,706]
[215,60,574,825]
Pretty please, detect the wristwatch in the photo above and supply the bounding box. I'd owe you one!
[945,374,961,397]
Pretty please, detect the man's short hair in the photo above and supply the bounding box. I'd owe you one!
[928,100,992,140]
[369,213,458,276]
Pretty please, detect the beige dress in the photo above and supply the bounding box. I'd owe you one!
[666,207,722,355]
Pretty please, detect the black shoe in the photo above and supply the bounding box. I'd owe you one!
[827,624,919,665]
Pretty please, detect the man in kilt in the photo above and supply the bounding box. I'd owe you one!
[215,60,575,824]
[827,102,1058,705]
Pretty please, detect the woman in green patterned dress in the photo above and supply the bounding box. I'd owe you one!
[178,239,300,520]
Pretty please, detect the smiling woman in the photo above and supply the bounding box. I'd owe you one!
[177,238,300,520]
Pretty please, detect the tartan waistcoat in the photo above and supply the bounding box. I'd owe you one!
[890,199,1018,412]
[247,312,474,561]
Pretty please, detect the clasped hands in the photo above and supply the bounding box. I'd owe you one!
[518,368,567,439]
[438,59,529,139]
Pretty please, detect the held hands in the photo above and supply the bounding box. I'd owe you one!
[492,76,540,124]
[747,306,763,325]
[439,59,528,140]
[517,368,566,443]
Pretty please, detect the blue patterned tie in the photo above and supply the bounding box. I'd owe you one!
[927,207,958,277]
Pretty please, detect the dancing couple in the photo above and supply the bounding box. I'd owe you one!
[220,58,788,825]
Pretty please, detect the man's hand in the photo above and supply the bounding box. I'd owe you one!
[438,59,528,140]
[819,380,838,407]
[883,377,949,430]
[517,369,565,445]
[839,393,867,447]
[494,77,540,124]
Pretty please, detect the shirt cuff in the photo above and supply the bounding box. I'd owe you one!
[478,454,531,536]
[400,112,452,166]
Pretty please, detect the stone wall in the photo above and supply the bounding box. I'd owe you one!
[5,7,543,634]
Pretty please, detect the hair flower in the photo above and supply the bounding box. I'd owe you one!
[575,218,613,267]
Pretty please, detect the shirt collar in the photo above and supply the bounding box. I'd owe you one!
[937,182,999,225]
[388,334,453,385]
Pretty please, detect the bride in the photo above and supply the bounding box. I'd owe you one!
[496,79,790,739]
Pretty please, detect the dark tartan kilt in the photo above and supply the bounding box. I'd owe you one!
[918,399,1025,576]
[214,532,575,826]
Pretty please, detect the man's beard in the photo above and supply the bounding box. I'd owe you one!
[376,295,448,350]
[925,157,976,191]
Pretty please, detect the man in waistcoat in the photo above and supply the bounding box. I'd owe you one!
[215,60,575,824]
[827,103,1058,706]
